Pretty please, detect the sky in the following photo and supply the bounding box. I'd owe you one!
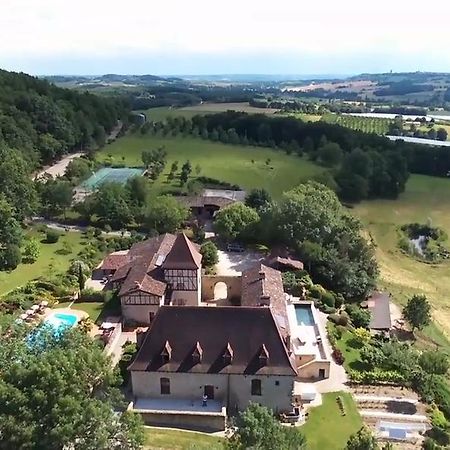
[1,0,450,75]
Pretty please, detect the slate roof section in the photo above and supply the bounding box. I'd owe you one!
[128,306,297,376]
[241,264,290,337]
[162,233,202,270]
[367,292,392,330]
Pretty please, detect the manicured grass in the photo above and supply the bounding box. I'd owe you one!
[0,229,84,297]
[144,427,224,450]
[57,301,105,322]
[354,174,450,339]
[97,134,323,198]
[300,392,362,450]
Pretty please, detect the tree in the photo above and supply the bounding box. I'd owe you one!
[144,195,188,233]
[87,182,133,229]
[419,351,449,376]
[273,182,378,298]
[214,202,260,241]
[0,144,38,220]
[0,244,22,270]
[180,160,192,185]
[39,179,73,218]
[403,294,431,331]
[303,136,315,155]
[346,426,378,450]
[22,238,40,264]
[78,263,86,293]
[127,176,150,207]
[195,164,202,176]
[245,188,272,211]
[200,241,219,268]
[0,196,23,251]
[345,304,371,328]
[0,326,144,449]
[436,128,448,141]
[318,142,343,167]
[353,327,372,345]
[65,157,92,181]
[227,403,307,450]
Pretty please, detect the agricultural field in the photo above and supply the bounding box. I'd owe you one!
[322,113,392,134]
[141,103,279,122]
[354,174,450,339]
[289,113,322,122]
[0,228,84,297]
[300,392,362,450]
[97,134,323,198]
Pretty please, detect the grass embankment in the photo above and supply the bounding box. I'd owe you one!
[300,392,362,450]
[97,135,322,198]
[0,229,84,297]
[354,174,450,341]
[144,427,224,450]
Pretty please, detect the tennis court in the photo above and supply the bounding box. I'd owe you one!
[81,167,144,190]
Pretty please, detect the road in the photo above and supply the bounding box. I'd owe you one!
[34,152,85,180]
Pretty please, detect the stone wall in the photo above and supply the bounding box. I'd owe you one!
[201,275,242,302]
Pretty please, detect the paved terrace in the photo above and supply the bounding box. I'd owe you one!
[134,398,225,415]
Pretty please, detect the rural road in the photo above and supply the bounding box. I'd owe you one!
[34,152,85,180]
[33,120,123,180]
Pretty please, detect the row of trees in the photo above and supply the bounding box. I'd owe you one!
[215,182,378,298]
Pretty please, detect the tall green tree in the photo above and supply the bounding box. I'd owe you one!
[214,202,260,241]
[227,403,307,450]
[318,142,343,167]
[345,426,378,450]
[0,325,144,450]
[144,195,188,233]
[419,351,449,376]
[38,179,73,218]
[245,188,272,211]
[403,294,431,332]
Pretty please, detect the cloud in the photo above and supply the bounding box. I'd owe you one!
[1,0,449,73]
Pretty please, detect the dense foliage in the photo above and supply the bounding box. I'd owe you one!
[0,323,144,449]
[227,403,307,450]
[0,69,127,166]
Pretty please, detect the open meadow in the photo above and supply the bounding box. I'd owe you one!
[354,174,450,339]
[0,229,84,297]
[98,134,322,198]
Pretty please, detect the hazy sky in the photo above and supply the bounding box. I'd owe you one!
[1,0,449,75]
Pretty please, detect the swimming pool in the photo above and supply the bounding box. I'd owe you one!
[45,313,78,332]
[295,305,315,326]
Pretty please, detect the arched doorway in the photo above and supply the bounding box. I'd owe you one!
[213,281,228,300]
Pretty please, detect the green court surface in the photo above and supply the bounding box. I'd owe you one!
[81,167,144,190]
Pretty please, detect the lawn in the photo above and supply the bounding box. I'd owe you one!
[300,392,362,450]
[97,134,323,198]
[0,229,84,297]
[144,427,224,450]
[354,174,450,339]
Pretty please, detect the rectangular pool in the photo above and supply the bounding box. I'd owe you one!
[295,305,315,326]
[45,313,78,332]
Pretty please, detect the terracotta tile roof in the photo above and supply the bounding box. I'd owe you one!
[241,264,290,337]
[273,256,304,271]
[128,306,297,376]
[162,233,202,270]
[108,233,200,297]
[99,252,130,271]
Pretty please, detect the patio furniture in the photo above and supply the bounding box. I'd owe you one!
[31,305,40,313]
[19,313,28,320]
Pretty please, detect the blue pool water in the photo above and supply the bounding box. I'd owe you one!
[45,313,77,332]
[27,313,77,347]
[295,305,315,326]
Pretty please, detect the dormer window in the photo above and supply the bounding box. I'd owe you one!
[258,344,269,366]
[161,340,172,364]
[192,341,203,364]
[222,342,234,365]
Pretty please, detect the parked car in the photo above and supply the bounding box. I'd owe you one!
[227,242,245,252]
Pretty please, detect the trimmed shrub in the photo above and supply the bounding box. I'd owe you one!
[332,349,345,365]
[45,229,61,243]
[321,290,335,308]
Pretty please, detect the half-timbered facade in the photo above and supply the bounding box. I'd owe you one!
[98,233,202,325]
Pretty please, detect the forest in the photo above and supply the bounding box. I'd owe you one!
[0,69,128,167]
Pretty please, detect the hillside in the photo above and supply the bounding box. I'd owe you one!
[0,69,128,167]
